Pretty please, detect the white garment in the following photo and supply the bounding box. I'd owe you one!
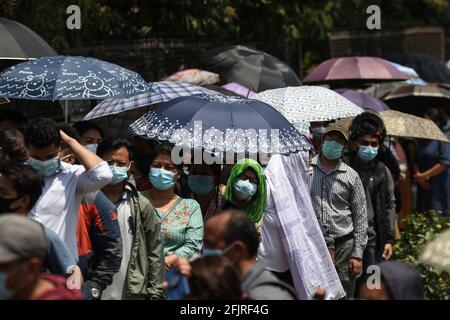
[260,151,346,300]
[101,187,133,300]
[258,188,290,272]
[28,161,112,261]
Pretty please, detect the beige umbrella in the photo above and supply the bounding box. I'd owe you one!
[420,228,450,272]
[164,69,220,86]
[0,97,9,105]
[337,110,449,143]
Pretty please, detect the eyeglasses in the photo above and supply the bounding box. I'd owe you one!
[358,141,380,148]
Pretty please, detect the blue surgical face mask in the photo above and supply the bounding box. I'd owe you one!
[149,167,176,191]
[85,143,98,154]
[27,156,60,177]
[202,243,235,257]
[188,175,215,195]
[0,271,14,300]
[321,140,344,160]
[109,166,129,185]
[233,178,257,201]
[358,145,378,162]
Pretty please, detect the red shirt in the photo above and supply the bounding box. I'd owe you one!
[34,274,83,300]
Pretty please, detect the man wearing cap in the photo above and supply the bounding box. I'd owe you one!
[0,214,83,300]
[310,123,368,299]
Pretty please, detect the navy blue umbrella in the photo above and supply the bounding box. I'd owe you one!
[130,94,310,155]
[0,56,150,101]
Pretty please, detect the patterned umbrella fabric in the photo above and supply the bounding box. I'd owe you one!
[383,84,450,116]
[334,89,389,112]
[164,69,220,86]
[0,56,150,101]
[130,94,311,155]
[420,228,450,272]
[200,45,301,92]
[303,56,410,85]
[253,86,364,135]
[338,110,449,143]
[84,81,219,138]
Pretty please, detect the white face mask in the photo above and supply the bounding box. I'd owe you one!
[84,144,98,154]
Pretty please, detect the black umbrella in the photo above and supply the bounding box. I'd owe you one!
[200,45,301,92]
[389,53,450,84]
[383,84,450,116]
[0,17,57,71]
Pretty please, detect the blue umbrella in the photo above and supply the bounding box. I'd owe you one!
[129,95,310,156]
[0,56,150,101]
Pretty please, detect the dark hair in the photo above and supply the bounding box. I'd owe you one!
[0,129,25,158]
[0,159,44,209]
[0,110,27,126]
[222,210,259,257]
[97,138,134,160]
[57,123,81,143]
[133,152,152,177]
[148,143,182,170]
[350,112,386,143]
[73,121,104,139]
[424,108,446,129]
[189,256,243,300]
[24,118,61,148]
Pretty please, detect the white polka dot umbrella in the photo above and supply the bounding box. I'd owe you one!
[253,86,364,135]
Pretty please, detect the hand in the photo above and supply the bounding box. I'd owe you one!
[348,258,362,277]
[414,172,431,190]
[328,247,336,262]
[382,243,393,260]
[174,258,192,277]
[312,287,327,300]
[60,130,75,145]
[164,254,178,271]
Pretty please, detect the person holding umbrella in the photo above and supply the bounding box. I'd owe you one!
[310,123,368,299]
[344,113,396,287]
[414,108,450,216]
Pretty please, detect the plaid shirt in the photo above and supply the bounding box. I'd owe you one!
[310,155,368,259]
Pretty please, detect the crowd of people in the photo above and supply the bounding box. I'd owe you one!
[0,105,448,300]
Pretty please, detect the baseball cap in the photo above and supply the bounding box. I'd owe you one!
[325,123,349,141]
[0,214,47,264]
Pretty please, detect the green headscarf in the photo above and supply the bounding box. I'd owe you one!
[223,158,267,223]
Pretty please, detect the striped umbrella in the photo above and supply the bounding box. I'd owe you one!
[303,56,410,86]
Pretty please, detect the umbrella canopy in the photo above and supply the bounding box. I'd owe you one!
[389,62,427,85]
[0,17,57,71]
[338,110,449,143]
[200,45,301,92]
[222,82,256,98]
[253,86,364,135]
[420,228,450,272]
[390,53,450,84]
[84,81,218,138]
[383,84,450,116]
[334,89,389,112]
[164,69,220,86]
[130,95,310,155]
[303,56,410,86]
[0,56,150,101]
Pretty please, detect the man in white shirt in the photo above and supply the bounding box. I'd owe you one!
[25,118,112,261]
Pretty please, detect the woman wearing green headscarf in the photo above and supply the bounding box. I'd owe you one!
[223,158,267,226]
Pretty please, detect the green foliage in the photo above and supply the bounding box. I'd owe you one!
[395,211,450,300]
[0,0,449,75]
